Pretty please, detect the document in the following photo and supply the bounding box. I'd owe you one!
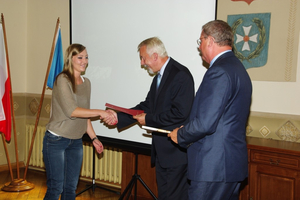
[142,126,171,134]
[105,103,144,116]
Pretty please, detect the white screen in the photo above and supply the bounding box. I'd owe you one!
[71,0,216,144]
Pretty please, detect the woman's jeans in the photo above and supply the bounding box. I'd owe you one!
[42,131,83,200]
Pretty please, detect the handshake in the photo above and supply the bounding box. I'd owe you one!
[100,109,147,126]
[101,109,118,125]
[99,104,146,126]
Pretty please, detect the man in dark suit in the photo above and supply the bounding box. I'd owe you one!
[168,20,252,199]
[106,37,194,199]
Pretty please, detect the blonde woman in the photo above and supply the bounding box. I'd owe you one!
[42,43,116,200]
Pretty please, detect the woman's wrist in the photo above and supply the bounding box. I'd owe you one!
[92,137,98,142]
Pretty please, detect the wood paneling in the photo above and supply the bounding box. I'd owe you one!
[121,151,158,200]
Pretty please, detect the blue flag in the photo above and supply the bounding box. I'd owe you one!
[47,27,63,89]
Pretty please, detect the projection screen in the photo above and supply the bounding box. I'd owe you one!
[71,0,216,144]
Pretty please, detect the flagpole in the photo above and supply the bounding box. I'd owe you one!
[1,133,13,181]
[1,13,34,192]
[1,13,20,180]
[23,18,60,180]
[0,13,14,182]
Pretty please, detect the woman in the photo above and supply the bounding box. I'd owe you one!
[42,43,115,200]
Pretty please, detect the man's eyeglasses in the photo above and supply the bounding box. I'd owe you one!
[197,36,208,46]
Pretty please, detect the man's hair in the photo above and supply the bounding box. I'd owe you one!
[202,20,233,47]
[137,37,168,57]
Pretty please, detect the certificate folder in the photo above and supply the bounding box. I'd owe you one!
[105,103,144,116]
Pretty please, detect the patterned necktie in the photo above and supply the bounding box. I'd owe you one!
[156,73,161,90]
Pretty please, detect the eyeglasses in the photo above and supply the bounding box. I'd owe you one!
[197,36,208,46]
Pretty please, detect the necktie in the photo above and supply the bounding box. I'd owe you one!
[156,73,161,90]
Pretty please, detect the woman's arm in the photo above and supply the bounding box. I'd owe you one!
[71,107,108,118]
[71,107,118,125]
[86,119,104,154]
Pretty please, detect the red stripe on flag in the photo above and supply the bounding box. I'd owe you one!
[0,21,12,142]
[0,78,11,141]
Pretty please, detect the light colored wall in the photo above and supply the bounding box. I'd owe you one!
[0,0,69,166]
[1,0,69,94]
[0,1,27,92]
[26,0,69,94]
[250,43,300,116]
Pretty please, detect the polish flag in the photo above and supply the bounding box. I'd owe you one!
[0,22,11,141]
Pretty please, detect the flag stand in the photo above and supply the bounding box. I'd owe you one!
[1,13,34,192]
[1,176,35,192]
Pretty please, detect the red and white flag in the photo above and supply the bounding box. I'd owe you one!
[0,22,11,141]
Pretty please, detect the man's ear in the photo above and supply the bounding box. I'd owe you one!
[152,52,158,61]
[208,36,215,47]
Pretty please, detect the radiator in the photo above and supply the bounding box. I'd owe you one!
[25,124,45,168]
[25,124,122,187]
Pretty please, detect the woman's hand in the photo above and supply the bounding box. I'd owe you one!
[92,138,104,154]
[101,109,118,125]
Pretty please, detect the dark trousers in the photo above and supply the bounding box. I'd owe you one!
[155,158,188,200]
[188,180,241,200]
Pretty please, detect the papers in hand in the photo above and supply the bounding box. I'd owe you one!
[105,103,144,116]
[142,126,171,134]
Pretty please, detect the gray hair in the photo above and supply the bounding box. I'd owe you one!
[202,20,233,47]
[137,37,168,57]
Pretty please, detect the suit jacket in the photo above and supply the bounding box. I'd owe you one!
[117,57,194,168]
[178,51,252,182]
